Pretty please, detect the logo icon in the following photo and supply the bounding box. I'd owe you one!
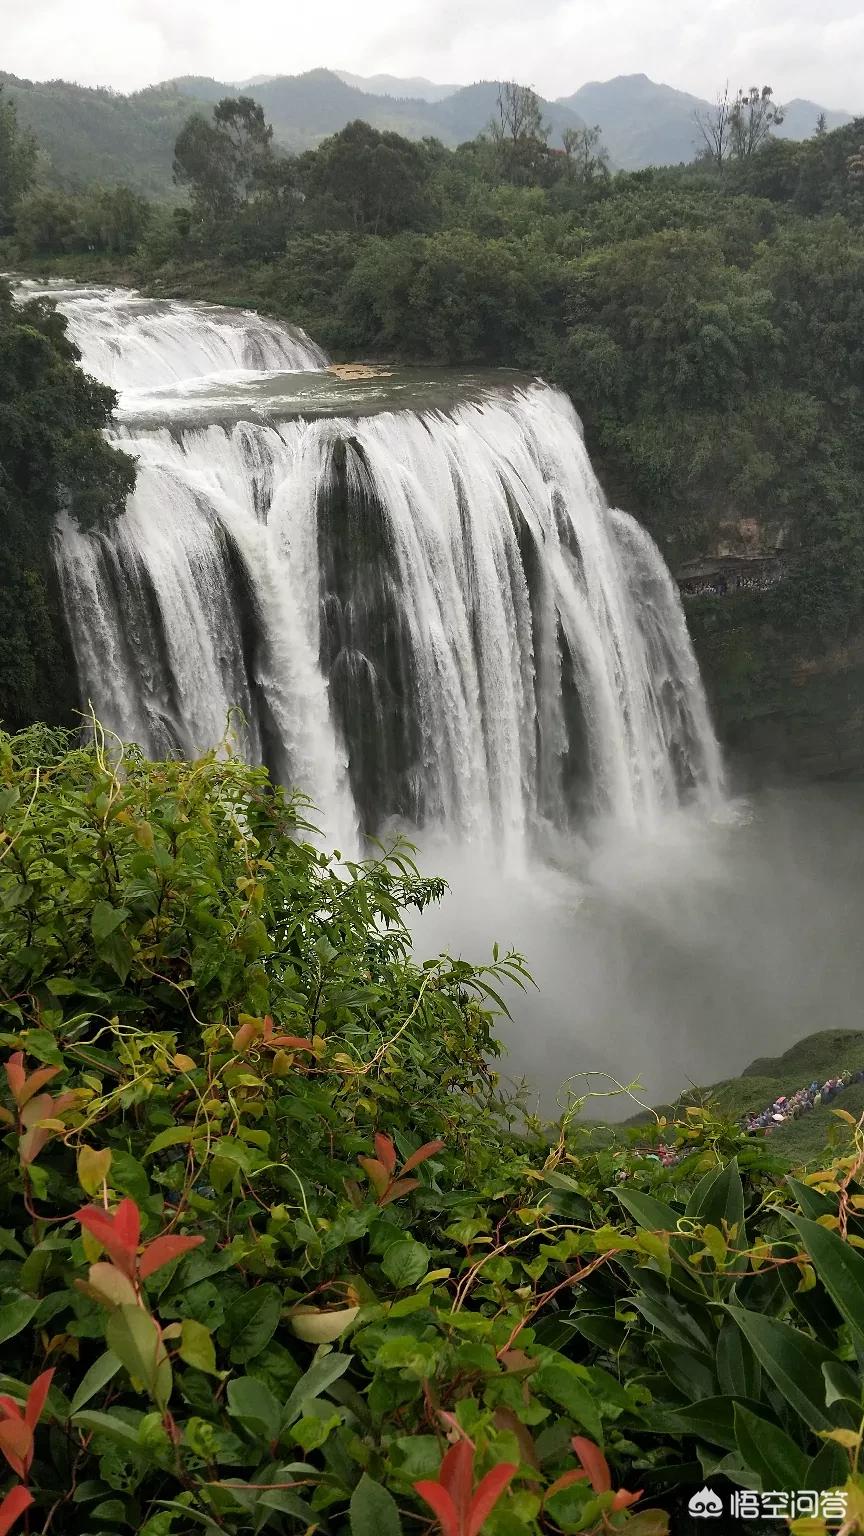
[688,1487,724,1518]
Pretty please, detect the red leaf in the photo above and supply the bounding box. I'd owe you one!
[0,1420,32,1479]
[0,1485,33,1536]
[414,1481,460,1536]
[13,1064,61,1109]
[266,1035,317,1052]
[401,1138,445,1175]
[467,1463,516,1536]
[378,1176,419,1207]
[0,1400,22,1423]
[571,1437,611,1495]
[24,1370,54,1433]
[544,1469,590,1504]
[357,1156,390,1196]
[139,1233,204,1279]
[440,1440,475,1533]
[612,1487,644,1511]
[75,1199,141,1281]
[3,1054,25,1108]
[374,1133,397,1175]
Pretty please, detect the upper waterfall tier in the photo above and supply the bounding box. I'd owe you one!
[12,280,329,392]
[56,367,725,858]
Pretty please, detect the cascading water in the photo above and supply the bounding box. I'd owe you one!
[13,281,328,389]
[44,284,723,858]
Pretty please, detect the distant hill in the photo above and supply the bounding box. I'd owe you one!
[0,72,201,197]
[775,98,854,141]
[558,73,854,170]
[335,71,460,103]
[3,64,855,197]
[168,69,587,151]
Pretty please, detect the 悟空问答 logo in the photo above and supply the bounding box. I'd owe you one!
[688,1487,723,1518]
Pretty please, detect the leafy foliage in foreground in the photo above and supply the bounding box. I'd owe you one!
[1,728,864,1533]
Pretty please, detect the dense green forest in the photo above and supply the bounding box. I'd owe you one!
[3,83,864,770]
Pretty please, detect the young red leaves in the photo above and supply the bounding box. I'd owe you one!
[0,1369,54,1481]
[544,1437,644,1514]
[2,1052,81,1166]
[0,1486,33,1536]
[75,1198,203,1304]
[358,1132,445,1206]
[414,1439,516,1536]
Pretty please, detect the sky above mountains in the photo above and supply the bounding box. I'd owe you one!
[3,0,861,111]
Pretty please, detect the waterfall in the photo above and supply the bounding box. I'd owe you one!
[12,281,328,390]
[44,285,723,856]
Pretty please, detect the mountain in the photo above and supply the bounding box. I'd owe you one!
[775,98,854,140]
[558,73,855,170]
[335,70,460,103]
[168,69,586,151]
[4,63,855,197]
[0,72,200,197]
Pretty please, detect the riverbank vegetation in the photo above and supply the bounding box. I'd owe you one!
[3,83,864,769]
[0,279,134,732]
[1,727,864,1535]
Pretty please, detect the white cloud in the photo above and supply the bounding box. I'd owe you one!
[1,0,860,109]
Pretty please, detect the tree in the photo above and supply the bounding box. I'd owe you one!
[816,111,828,136]
[301,120,435,235]
[729,85,784,159]
[694,84,732,171]
[0,281,135,728]
[561,124,610,183]
[490,81,550,184]
[0,87,37,235]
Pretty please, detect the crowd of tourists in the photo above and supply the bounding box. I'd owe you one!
[623,1065,864,1174]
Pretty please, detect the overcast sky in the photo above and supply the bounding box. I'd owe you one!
[3,0,862,110]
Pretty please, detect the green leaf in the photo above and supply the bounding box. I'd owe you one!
[787,1177,838,1222]
[0,1293,39,1345]
[222,1284,281,1364]
[226,1375,281,1439]
[806,1437,850,1492]
[687,1159,746,1248]
[350,1474,403,1536]
[716,1322,760,1400]
[143,1126,201,1158]
[178,1319,218,1376]
[660,1394,748,1451]
[92,902,130,942]
[106,1304,173,1410]
[533,1362,603,1441]
[726,1306,838,1433]
[381,1240,429,1289]
[616,1188,681,1236]
[788,1214,864,1340]
[71,1410,143,1447]
[283,1352,351,1427]
[631,1292,711,1354]
[69,1350,122,1414]
[733,1404,809,1491]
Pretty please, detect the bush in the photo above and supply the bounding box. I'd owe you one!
[2,726,864,1533]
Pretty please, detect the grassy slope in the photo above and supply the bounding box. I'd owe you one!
[674,1030,864,1163]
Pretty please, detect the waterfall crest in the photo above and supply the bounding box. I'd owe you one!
[12,281,328,390]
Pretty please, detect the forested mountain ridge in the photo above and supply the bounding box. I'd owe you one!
[5,63,854,195]
[558,73,854,170]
